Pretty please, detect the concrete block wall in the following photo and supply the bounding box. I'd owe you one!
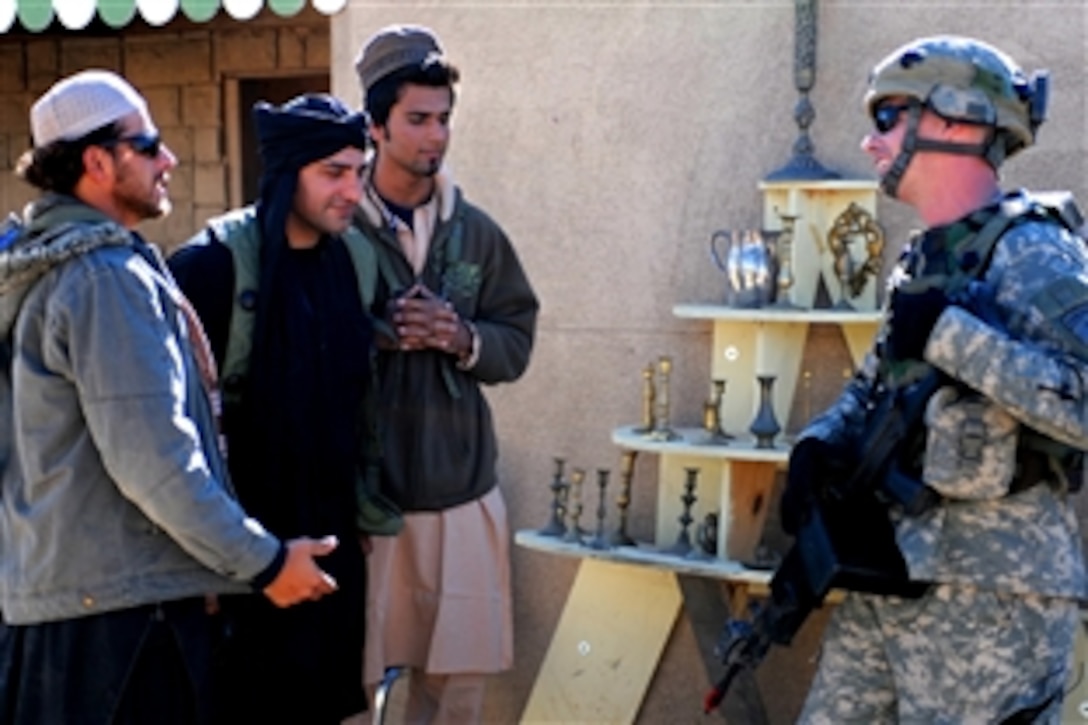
[0,7,331,248]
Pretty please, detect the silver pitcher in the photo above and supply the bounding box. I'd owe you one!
[710,229,777,307]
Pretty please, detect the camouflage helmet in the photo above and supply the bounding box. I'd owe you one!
[865,36,1047,166]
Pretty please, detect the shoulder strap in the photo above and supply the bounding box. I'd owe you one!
[954,198,1026,284]
[955,192,1082,286]
[208,208,262,407]
[341,225,378,309]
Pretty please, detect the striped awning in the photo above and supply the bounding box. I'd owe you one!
[0,0,347,32]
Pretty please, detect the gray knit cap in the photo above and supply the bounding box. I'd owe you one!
[30,69,152,147]
[354,24,443,95]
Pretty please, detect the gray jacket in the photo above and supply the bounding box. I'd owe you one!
[0,194,281,625]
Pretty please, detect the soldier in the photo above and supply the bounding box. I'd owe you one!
[780,36,1088,722]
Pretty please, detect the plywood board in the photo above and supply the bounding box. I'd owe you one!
[521,559,683,724]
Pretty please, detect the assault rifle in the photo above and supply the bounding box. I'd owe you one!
[704,367,944,714]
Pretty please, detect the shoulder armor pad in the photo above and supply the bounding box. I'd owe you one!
[1027,275,1088,361]
[1024,191,1085,233]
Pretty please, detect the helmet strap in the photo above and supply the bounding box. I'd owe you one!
[880,103,922,198]
[913,124,994,166]
[881,105,998,198]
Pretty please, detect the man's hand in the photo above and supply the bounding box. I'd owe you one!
[262,536,339,607]
[389,283,471,356]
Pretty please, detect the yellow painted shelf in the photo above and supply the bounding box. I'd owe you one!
[611,425,790,463]
[518,179,882,723]
[673,303,883,325]
[514,530,773,586]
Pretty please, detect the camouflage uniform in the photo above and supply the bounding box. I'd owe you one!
[797,208,1088,723]
[789,34,1088,722]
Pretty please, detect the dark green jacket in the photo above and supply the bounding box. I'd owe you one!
[354,183,538,511]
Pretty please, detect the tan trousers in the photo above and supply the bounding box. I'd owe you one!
[354,670,487,725]
[405,671,487,724]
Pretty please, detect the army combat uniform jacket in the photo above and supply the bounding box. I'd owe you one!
[799,194,1088,600]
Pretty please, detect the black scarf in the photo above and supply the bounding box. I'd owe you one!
[230,95,373,537]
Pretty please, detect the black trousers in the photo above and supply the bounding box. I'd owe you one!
[0,598,215,725]
[213,539,367,725]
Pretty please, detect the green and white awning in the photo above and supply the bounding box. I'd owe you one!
[0,0,347,32]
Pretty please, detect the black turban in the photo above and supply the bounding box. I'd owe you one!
[222,95,375,720]
[252,93,369,257]
[241,94,374,512]
[247,93,370,355]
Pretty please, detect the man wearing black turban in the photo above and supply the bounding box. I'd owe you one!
[169,94,377,724]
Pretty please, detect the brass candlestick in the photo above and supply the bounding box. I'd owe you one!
[648,355,679,441]
[701,378,734,445]
[611,450,637,547]
[665,467,699,556]
[633,362,655,434]
[538,457,568,537]
[561,468,586,545]
[771,210,802,309]
[588,469,611,550]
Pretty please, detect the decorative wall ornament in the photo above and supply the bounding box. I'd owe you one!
[826,202,885,307]
[765,0,839,181]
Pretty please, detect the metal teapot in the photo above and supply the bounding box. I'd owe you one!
[710,229,777,308]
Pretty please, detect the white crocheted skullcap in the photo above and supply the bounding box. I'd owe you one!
[30,69,151,147]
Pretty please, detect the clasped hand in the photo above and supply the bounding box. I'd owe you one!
[386,282,470,355]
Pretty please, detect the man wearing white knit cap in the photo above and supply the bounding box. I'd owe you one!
[0,69,340,724]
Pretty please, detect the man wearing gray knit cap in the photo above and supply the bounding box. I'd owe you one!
[352,24,539,724]
[0,70,339,724]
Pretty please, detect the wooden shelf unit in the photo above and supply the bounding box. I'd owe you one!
[518,178,882,724]
[623,306,880,564]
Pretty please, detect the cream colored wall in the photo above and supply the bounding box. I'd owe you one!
[0,3,1082,723]
[333,3,1087,723]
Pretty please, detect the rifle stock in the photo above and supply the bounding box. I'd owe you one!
[705,368,942,713]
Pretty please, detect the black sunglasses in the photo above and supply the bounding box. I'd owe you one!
[871,102,912,134]
[102,132,162,158]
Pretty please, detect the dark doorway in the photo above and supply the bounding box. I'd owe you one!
[238,75,328,203]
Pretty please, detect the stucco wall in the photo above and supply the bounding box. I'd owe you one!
[333,3,1087,723]
[0,2,1083,722]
